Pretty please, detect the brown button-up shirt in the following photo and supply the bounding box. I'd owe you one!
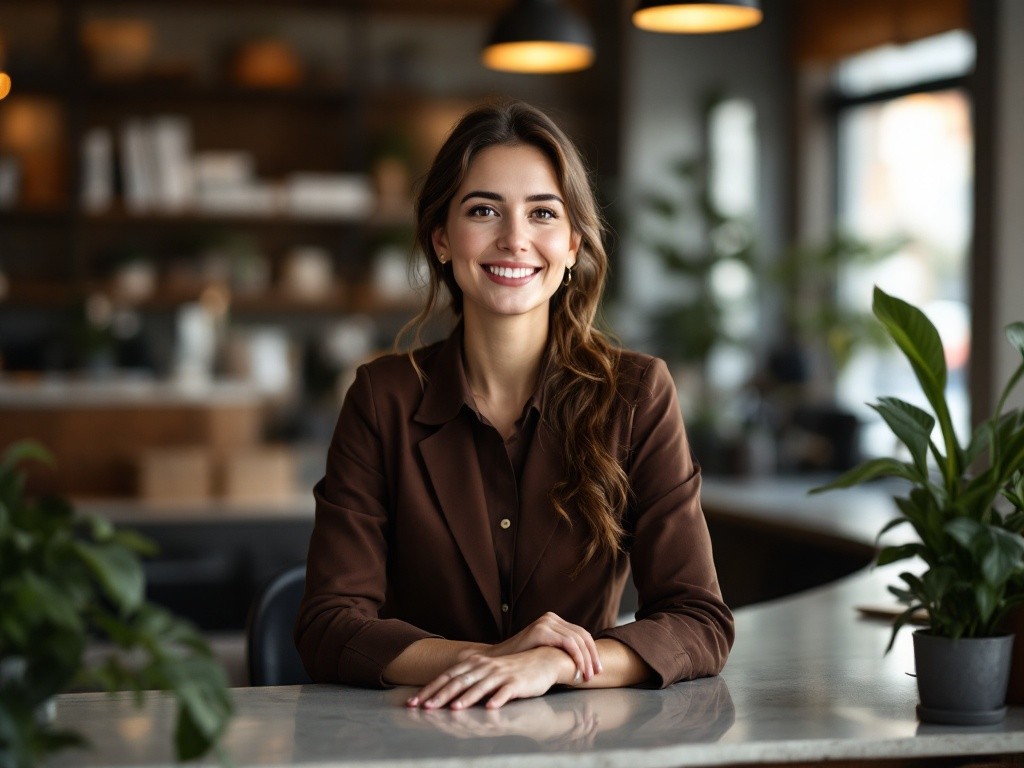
[462,361,541,637]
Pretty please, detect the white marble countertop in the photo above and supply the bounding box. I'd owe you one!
[50,564,1024,767]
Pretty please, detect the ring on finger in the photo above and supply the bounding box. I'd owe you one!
[462,673,476,686]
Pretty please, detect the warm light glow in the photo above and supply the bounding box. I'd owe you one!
[482,41,593,73]
[0,73,11,100]
[633,4,762,33]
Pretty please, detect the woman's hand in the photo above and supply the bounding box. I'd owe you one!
[407,647,576,710]
[466,612,602,683]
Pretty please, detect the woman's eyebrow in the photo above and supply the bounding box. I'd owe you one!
[459,191,565,205]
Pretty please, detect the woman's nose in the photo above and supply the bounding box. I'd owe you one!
[498,217,529,253]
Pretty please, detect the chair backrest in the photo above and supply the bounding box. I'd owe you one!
[246,564,313,686]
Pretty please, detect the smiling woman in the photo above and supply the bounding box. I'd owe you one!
[295,101,734,711]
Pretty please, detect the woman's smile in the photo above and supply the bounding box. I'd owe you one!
[483,263,543,285]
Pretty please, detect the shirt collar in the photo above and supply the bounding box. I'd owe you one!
[414,324,549,426]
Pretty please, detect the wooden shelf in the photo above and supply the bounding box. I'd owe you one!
[84,81,356,106]
[81,210,363,228]
[76,209,413,230]
[2,281,81,308]
[0,207,73,226]
[1,278,421,317]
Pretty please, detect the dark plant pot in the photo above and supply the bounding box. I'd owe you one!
[1002,606,1024,705]
[913,630,1014,725]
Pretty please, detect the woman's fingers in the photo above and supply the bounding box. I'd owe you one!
[408,668,464,707]
[450,674,503,710]
[408,649,564,710]
[410,659,491,709]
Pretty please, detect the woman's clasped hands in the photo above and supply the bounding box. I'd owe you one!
[407,612,602,710]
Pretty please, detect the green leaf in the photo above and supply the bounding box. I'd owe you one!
[112,528,160,558]
[0,440,54,475]
[981,527,1024,586]
[876,543,925,566]
[1006,321,1024,358]
[17,572,87,635]
[810,457,919,493]
[872,286,961,485]
[870,397,935,478]
[964,421,993,470]
[872,287,947,419]
[71,541,145,614]
[169,664,233,762]
[975,583,998,624]
[885,603,924,654]
[874,516,910,547]
[946,517,984,551]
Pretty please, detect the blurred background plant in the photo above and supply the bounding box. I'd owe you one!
[773,230,906,379]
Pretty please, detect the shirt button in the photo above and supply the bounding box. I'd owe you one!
[500,518,511,530]
[501,603,509,613]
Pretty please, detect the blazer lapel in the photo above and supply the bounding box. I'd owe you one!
[419,422,503,632]
[414,328,503,632]
[511,420,564,604]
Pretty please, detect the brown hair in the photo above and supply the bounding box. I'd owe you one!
[406,100,628,571]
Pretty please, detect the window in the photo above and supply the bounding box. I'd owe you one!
[832,31,974,457]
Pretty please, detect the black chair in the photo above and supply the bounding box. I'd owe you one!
[246,564,313,686]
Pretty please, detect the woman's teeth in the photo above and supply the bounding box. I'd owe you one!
[487,266,537,279]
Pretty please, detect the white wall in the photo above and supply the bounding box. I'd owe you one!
[994,0,1024,408]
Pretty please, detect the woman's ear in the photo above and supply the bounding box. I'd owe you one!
[431,227,449,259]
[569,232,582,267]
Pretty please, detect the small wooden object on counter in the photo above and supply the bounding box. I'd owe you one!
[136,447,212,502]
[219,447,296,503]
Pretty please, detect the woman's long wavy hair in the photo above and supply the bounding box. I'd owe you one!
[405,100,628,571]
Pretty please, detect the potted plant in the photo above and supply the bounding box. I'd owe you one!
[813,286,1024,725]
[0,441,233,767]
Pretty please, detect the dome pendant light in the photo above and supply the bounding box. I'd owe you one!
[482,0,595,74]
[633,0,763,34]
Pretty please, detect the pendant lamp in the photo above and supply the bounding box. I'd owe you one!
[633,0,762,34]
[482,0,595,74]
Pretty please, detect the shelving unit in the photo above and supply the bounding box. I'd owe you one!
[0,0,623,378]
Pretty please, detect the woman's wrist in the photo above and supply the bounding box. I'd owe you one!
[455,642,490,663]
[531,646,578,686]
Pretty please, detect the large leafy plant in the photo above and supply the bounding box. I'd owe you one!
[815,287,1024,647]
[0,441,233,768]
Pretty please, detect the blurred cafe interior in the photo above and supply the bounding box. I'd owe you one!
[0,0,1022,684]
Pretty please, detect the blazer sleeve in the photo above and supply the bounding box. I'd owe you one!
[597,357,735,687]
[295,363,439,687]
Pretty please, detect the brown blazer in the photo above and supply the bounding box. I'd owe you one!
[296,330,734,689]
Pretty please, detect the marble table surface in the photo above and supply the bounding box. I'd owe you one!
[51,562,1024,768]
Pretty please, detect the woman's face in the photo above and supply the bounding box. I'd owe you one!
[433,143,581,330]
